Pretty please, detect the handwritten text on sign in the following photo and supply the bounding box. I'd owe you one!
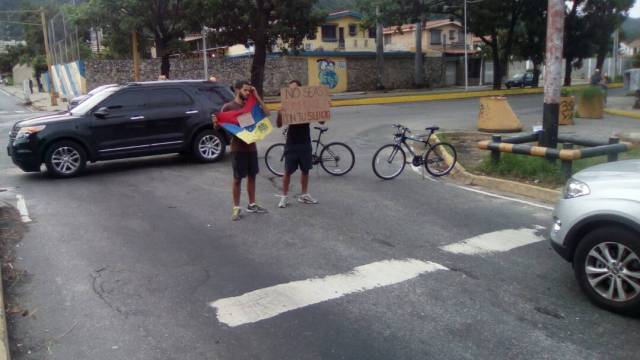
[280,86,331,125]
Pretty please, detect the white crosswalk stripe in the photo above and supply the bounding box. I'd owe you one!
[440,227,545,255]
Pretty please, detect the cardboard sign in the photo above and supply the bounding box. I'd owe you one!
[280,85,331,125]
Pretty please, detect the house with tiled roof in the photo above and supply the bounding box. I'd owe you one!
[383,19,481,56]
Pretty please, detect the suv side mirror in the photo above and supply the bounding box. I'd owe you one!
[94,107,109,118]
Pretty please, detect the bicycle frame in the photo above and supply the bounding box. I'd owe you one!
[394,128,435,161]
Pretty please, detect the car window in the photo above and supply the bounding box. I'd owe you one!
[70,87,121,116]
[195,86,233,110]
[99,90,146,110]
[144,88,194,108]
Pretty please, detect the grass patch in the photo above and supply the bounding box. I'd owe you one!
[477,147,640,188]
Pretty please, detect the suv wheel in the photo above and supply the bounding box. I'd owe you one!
[192,130,225,162]
[574,226,640,315]
[44,140,87,178]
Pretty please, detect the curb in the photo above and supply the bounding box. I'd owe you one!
[0,202,13,360]
[604,108,640,120]
[266,83,623,111]
[431,133,560,204]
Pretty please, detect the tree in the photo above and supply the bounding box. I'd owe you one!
[583,0,634,71]
[512,0,546,87]
[192,0,324,95]
[70,0,193,78]
[448,0,527,89]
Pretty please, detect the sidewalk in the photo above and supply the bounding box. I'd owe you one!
[605,96,640,120]
[0,85,67,112]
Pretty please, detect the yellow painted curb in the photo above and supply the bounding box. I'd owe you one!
[604,108,640,120]
[266,83,623,111]
[431,133,560,204]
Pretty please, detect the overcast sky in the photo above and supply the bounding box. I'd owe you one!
[631,1,640,18]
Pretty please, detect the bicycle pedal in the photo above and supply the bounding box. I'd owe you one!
[412,156,423,167]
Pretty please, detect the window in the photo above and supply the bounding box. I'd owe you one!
[145,88,193,108]
[349,24,357,37]
[304,43,312,51]
[353,39,358,48]
[368,28,376,39]
[195,86,232,110]
[321,25,337,42]
[430,30,442,45]
[100,90,145,110]
[364,39,369,47]
[449,30,456,42]
[384,34,392,46]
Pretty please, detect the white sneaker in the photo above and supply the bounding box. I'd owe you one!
[278,196,289,208]
[298,194,318,204]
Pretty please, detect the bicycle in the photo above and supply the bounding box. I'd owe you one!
[265,125,355,177]
[372,124,457,180]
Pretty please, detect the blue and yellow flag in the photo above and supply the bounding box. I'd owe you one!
[216,95,273,144]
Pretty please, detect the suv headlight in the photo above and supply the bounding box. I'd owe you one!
[563,178,591,199]
[15,125,46,140]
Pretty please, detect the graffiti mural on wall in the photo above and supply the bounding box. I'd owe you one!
[317,59,338,89]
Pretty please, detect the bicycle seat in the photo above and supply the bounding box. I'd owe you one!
[314,126,329,133]
[425,126,440,132]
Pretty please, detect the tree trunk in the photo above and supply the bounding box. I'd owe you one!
[375,6,384,90]
[492,43,502,90]
[595,43,607,71]
[414,21,424,87]
[250,3,268,96]
[564,57,573,86]
[532,62,542,87]
[155,37,171,78]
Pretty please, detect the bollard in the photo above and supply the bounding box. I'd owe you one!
[608,137,620,162]
[491,135,502,166]
[561,143,574,181]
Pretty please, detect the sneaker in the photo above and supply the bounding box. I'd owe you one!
[231,207,242,221]
[247,203,268,213]
[278,196,289,208]
[298,194,318,204]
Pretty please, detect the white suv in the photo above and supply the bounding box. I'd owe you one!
[551,159,640,315]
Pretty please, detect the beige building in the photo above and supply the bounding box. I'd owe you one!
[383,20,479,56]
[301,10,377,52]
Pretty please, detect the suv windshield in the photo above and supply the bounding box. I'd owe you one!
[71,86,121,116]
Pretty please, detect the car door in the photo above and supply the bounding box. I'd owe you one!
[89,88,149,157]
[141,87,196,152]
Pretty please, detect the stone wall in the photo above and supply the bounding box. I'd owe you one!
[85,54,450,95]
[85,56,308,96]
[12,64,34,87]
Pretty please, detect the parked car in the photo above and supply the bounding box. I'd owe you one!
[67,84,118,111]
[505,72,538,89]
[7,80,234,177]
[550,160,640,315]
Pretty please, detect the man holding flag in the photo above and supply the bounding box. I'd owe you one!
[212,80,271,221]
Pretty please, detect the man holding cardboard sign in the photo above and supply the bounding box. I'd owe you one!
[276,81,330,208]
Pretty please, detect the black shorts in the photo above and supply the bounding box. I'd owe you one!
[285,148,313,174]
[231,151,259,179]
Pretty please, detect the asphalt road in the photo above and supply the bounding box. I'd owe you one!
[1,88,638,360]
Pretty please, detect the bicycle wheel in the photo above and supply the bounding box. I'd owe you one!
[424,142,457,177]
[320,142,355,176]
[372,144,406,180]
[264,143,286,177]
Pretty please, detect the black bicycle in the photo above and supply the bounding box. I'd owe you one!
[372,124,457,180]
[265,126,355,177]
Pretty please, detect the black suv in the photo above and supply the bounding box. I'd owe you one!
[7,80,234,177]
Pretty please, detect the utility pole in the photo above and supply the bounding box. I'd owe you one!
[613,29,619,78]
[132,31,140,81]
[540,0,564,148]
[463,0,468,91]
[202,27,208,80]
[40,9,57,106]
[375,6,385,90]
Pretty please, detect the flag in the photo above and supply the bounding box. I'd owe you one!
[216,94,273,144]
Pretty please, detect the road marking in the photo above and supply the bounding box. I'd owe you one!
[409,164,438,182]
[440,228,545,255]
[453,185,554,211]
[16,194,32,223]
[0,88,11,97]
[14,110,25,114]
[210,259,448,327]
[0,111,7,114]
